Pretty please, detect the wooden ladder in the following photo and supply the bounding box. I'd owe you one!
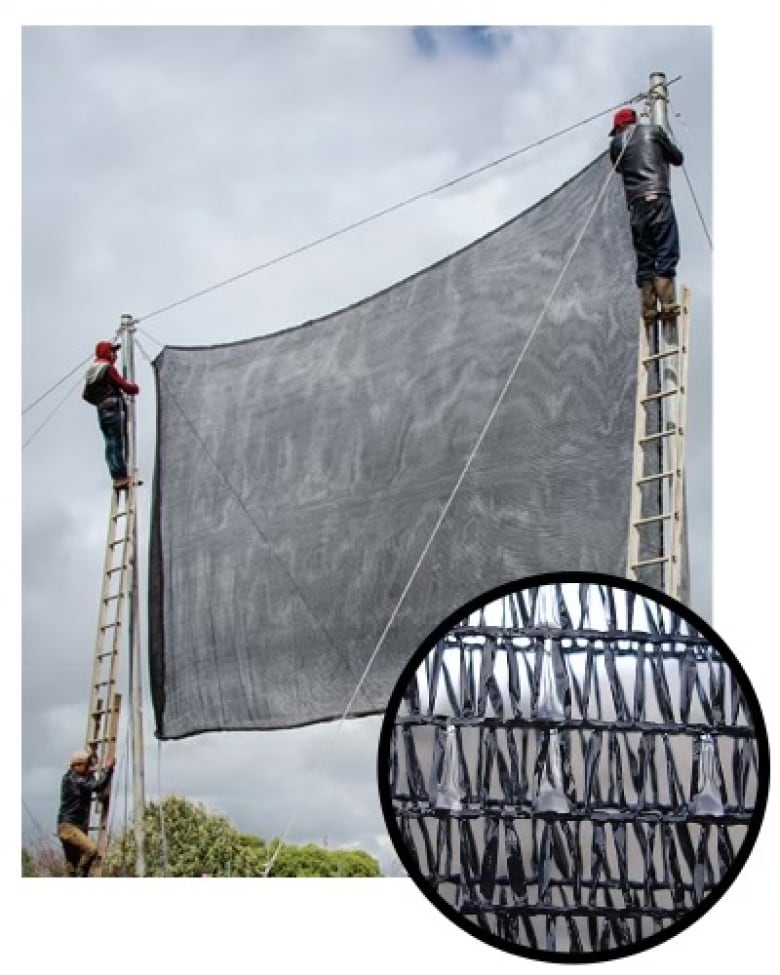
[84,477,138,873]
[627,286,691,599]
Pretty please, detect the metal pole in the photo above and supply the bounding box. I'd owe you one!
[120,313,146,876]
[648,72,668,128]
[646,72,677,595]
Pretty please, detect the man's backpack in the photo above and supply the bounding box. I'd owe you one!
[82,363,112,405]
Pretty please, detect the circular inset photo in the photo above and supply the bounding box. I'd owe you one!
[377,573,769,963]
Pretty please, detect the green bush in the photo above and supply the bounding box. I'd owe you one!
[103,796,381,877]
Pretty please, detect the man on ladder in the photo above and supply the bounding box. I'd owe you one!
[56,750,116,876]
[82,340,140,488]
[609,106,684,324]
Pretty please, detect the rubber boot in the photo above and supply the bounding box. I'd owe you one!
[640,281,658,324]
[654,277,680,319]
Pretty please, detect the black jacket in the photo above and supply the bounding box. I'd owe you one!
[609,123,684,207]
[58,767,113,829]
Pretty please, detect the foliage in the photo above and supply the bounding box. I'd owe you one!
[103,795,381,878]
[104,795,267,877]
[22,837,68,877]
[22,848,38,877]
[264,841,381,878]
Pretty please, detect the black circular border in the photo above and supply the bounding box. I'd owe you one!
[376,571,771,964]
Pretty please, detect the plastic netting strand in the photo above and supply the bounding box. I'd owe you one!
[389,584,758,953]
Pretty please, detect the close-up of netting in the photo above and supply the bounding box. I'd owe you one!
[385,582,762,955]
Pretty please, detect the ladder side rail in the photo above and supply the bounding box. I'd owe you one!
[627,315,651,581]
[628,289,690,595]
[85,487,123,750]
[92,484,138,871]
[658,313,677,592]
[101,488,135,754]
[669,288,691,598]
[93,690,122,874]
[86,485,134,868]
[88,490,131,759]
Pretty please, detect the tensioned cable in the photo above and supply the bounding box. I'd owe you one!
[22,373,84,450]
[22,84,681,414]
[22,355,91,416]
[103,729,130,867]
[22,329,122,417]
[137,325,164,350]
[135,337,345,663]
[22,797,50,841]
[667,111,713,250]
[22,328,124,452]
[261,138,635,879]
[135,88,675,328]
[157,740,169,877]
[121,720,131,873]
[679,163,713,247]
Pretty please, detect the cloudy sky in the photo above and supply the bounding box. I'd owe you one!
[19,24,717,876]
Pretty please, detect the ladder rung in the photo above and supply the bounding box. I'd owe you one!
[87,710,118,723]
[642,349,681,364]
[639,429,679,444]
[637,470,674,485]
[103,594,121,604]
[631,556,674,568]
[634,513,672,527]
[100,622,120,631]
[641,389,680,405]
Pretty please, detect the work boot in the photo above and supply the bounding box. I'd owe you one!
[654,277,680,318]
[76,854,97,877]
[640,281,658,324]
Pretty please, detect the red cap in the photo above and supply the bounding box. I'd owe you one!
[95,340,121,359]
[610,107,637,135]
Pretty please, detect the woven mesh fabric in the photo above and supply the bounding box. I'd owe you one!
[149,153,664,738]
[388,584,758,953]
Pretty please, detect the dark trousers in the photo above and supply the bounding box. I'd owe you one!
[629,195,680,286]
[97,397,128,479]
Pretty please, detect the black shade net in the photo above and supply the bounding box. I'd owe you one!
[148,153,676,738]
[387,583,760,954]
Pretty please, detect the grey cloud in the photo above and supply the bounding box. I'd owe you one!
[22,26,712,869]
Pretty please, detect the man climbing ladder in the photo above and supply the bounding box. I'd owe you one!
[83,339,140,488]
[609,104,684,324]
[57,750,116,877]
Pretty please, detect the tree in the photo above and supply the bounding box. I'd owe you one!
[329,849,382,878]
[264,841,381,877]
[102,796,382,877]
[103,796,267,877]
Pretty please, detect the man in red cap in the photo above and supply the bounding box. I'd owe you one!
[82,340,140,488]
[609,107,684,323]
